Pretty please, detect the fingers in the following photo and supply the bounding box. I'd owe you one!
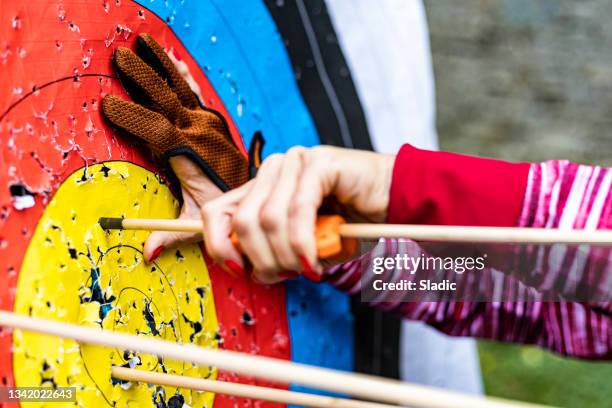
[142,154,224,266]
[102,96,174,150]
[287,153,333,276]
[113,46,183,123]
[260,148,303,272]
[136,34,200,109]
[231,156,285,281]
[201,147,346,283]
[201,183,251,276]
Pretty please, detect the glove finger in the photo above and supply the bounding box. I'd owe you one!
[113,47,183,124]
[102,95,175,152]
[136,34,237,151]
[136,33,200,110]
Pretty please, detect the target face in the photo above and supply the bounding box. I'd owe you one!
[1,1,291,407]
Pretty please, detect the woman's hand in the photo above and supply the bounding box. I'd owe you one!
[201,145,395,283]
[143,156,222,262]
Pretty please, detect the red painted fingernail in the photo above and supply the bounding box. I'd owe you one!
[172,48,183,61]
[224,260,245,277]
[148,245,165,263]
[299,255,321,282]
[279,271,299,279]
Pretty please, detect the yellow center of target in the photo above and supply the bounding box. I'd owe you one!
[13,162,219,407]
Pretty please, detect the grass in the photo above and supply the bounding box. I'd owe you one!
[479,341,612,407]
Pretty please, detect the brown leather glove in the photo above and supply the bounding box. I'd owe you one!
[102,33,262,192]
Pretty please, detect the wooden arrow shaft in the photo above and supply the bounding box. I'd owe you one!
[0,311,546,408]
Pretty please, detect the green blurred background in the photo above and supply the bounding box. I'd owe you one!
[478,342,612,407]
[424,1,612,406]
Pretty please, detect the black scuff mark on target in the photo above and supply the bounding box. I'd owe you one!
[99,164,112,177]
[214,330,223,346]
[9,183,36,211]
[181,284,209,343]
[181,313,203,343]
[151,385,187,408]
[77,163,93,184]
[40,360,58,388]
[241,310,255,326]
[167,393,185,408]
[153,387,166,408]
[143,300,160,336]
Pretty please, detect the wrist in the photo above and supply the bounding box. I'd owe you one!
[324,147,393,223]
[368,152,394,222]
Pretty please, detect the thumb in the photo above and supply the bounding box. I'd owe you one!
[143,188,203,263]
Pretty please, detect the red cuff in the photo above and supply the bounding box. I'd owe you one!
[387,145,530,227]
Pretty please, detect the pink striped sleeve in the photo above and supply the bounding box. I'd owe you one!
[515,161,612,301]
[323,160,612,359]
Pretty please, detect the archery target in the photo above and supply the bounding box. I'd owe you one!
[1,1,360,407]
[1,1,293,407]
